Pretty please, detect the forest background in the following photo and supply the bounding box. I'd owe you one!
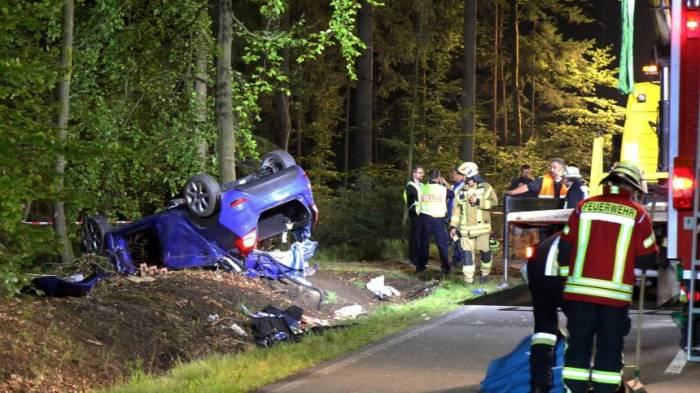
[1,0,648,295]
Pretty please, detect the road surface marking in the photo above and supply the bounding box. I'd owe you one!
[664,349,687,375]
[266,306,483,393]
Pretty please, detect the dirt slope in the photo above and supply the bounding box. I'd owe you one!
[0,262,428,393]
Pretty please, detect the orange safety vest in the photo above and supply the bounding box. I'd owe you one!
[538,173,569,199]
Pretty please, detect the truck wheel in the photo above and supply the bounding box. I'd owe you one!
[81,215,111,253]
[183,173,221,218]
[259,150,296,177]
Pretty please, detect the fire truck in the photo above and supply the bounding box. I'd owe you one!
[503,0,700,361]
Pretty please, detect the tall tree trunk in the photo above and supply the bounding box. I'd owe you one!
[275,10,292,151]
[216,0,236,182]
[530,74,536,139]
[492,0,498,139]
[351,0,373,169]
[404,5,423,227]
[510,0,522,146]
[53,0,75,264]
[344,82,350,189]
[194,44,208,162]
[275,92,291,150]
[499,3,508,145]
[295,62,303,161]
[460,0,477,162]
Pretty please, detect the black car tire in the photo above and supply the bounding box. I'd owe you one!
[259,150,296,177]
[183,173,221,218]
[81,215,111,253]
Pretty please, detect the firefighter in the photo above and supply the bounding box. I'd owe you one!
[557,162,658,393]
[506,158,568,199]
[404,165,425,267]
[564,165,589,209]
[525,232,565,393]
[417,169,452,273]
[449,162,498,284]
[507,158,569,239]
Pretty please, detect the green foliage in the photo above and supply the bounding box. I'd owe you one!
[1,0,628,295]
[313,168,405,260]
[322,290,338,304]
[0,1,62,295]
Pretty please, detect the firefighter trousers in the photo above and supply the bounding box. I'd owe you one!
[527,273,563,392]
[563,301,631,393]
[459,235,491,281]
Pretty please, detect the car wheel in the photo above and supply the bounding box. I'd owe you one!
[81,215,111,253]
[259,150,296,177]
[183,173,221,218]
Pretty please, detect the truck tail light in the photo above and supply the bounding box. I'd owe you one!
[525,246,535,260]
[235,229,257,255]
[672,157,695,210]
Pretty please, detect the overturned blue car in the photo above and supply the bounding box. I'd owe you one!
[80,150,318,277]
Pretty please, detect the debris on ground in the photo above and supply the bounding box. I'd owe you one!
[334,304,365,320]
[229,323,247,337]
[1,260,456,392]
[29,272,108,297]
[366,275,401,300]
[127,276,156,283]
[139,263,168,277]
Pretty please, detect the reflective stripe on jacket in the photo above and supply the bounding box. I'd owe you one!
[404,181,422,214]
[539,173,569,198]
[558,187,658,307]
[419,183,447,218]
[449,181,498,237]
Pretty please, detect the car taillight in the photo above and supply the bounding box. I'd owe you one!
[672,157,695,210]
[235,229,257,255]
[525,246,535,260]
[229,197,248,208]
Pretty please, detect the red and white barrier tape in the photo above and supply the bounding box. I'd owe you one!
[22,220,133,226]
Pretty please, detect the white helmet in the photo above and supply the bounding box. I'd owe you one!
[564,166,582,178]
[457,162,478,178]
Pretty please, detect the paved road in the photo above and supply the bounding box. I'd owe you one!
[257,302,700,393]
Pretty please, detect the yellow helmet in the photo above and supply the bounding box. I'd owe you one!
[457,162,478,178]
[601,161,645,193]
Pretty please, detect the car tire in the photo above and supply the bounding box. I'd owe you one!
[183,173,221,218]
[259,150,296,177]
[81,215,111,253]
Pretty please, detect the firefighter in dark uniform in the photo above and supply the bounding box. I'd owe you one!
[558,162,658,393]
[525,232,564,393]
[404,165,425,267]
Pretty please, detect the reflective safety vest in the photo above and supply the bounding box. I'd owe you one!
[403,180,422,214]
[539,173,569,198]
[558,187,658,307]
[419,183,447,218]
[449,182,497,237]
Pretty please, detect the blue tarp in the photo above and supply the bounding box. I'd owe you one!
[31,273,108,297]
[480,335,565,393]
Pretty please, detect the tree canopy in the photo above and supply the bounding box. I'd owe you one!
[0,0,624,295]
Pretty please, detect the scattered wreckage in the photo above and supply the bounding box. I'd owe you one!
[33,151,322,301]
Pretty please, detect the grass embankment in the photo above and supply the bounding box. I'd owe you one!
[103,263,502,393]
